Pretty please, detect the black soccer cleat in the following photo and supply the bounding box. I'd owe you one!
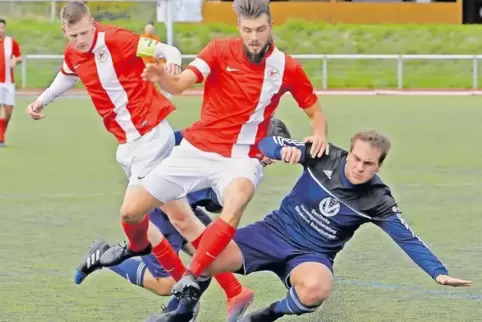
[99,242,152,267]
[172,272,201,302]
[144,302,200,322]
[240,303,283,322]
[74,238,111,285]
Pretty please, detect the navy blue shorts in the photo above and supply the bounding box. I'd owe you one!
[234,219,334,288]
[142,208,212,278]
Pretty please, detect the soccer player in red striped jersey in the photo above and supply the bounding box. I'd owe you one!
[26,2,250,317]
[98,1,328,319]
[0,18,22,147]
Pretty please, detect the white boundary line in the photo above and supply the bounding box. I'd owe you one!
[15,89,482,97]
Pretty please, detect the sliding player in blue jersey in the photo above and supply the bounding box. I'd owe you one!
[174,129,471,322]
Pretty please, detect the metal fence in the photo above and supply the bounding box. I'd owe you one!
[20,54,482,89]
[0,1,159,22]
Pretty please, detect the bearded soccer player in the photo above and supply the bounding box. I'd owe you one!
[97,0,329,309]
[25,1,190,283]
[190,130,472,322]
[0,18,22,147]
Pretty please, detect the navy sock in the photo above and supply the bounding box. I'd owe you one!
[108,258,147,287]
[193,208,213,226]
[272,286,318,316]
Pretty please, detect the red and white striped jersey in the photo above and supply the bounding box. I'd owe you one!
[0,36,21,84]
[183,38,318,159]
[61,24,175,144]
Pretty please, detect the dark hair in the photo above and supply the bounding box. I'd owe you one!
[268,117,291,139]
[232,0,271,22]
[0,19,6,25]
[350,130,391,164]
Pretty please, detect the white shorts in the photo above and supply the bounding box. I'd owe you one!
[0,83,15,106]
[143,139,264,205]
[116,120,175,187]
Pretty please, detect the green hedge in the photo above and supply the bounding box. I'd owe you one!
[7,19,482,89]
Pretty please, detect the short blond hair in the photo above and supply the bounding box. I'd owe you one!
[60,1,90,25]
[350,130,391,164]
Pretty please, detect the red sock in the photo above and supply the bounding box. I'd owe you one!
[0,119,5,142]
[152,237,186,281]
[191,232,242,300]
[189,218,236,277]
[121,215,150,252]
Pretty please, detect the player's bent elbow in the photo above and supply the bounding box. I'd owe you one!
[296,278,332,307]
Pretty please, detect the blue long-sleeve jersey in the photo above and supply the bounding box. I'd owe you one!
[258,136,448,280]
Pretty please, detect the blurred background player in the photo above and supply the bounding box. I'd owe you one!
[141,22,162,65]
[140,22,172,99]
[0,18,22,147]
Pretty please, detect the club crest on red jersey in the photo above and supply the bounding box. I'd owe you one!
[267,68,280,81]
[96,50,109,63]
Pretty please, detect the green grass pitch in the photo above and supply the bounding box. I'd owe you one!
[1,95,481,321]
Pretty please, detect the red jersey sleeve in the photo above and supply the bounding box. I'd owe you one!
[286,59,318,109]
[109,27,141,59]
[60,48,77,76]
[12,39,21,57]
[186,40,218,83]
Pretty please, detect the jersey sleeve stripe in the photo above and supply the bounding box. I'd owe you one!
[188,58,211,80]
[61,61,77,76]
[185,65,204,83]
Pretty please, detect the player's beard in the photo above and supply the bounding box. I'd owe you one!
[244,36,273,64]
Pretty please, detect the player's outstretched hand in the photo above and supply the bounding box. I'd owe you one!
[281,146,302,164]
[26,100,45,120]
[304,135,329,158]
[435,274,472,287]
[142,63,165,82]
[165,63,182,76]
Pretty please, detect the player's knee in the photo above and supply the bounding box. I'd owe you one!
[161,201,193,234]
[296,277,332,307]
[221,178,255,222]
[120,202,145,223]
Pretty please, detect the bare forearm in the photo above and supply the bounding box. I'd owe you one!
[157,74,185,95]
[157,69,198,95]
[308,106,328,137]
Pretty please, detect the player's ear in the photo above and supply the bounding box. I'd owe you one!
[376,162,383,173]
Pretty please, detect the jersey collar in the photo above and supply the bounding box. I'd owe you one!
[340,160,355,188]
[88,23,99,53]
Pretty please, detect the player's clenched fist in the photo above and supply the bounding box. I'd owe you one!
[26,100,45,120]
[142,63,165,82]
[281,146,302,164]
